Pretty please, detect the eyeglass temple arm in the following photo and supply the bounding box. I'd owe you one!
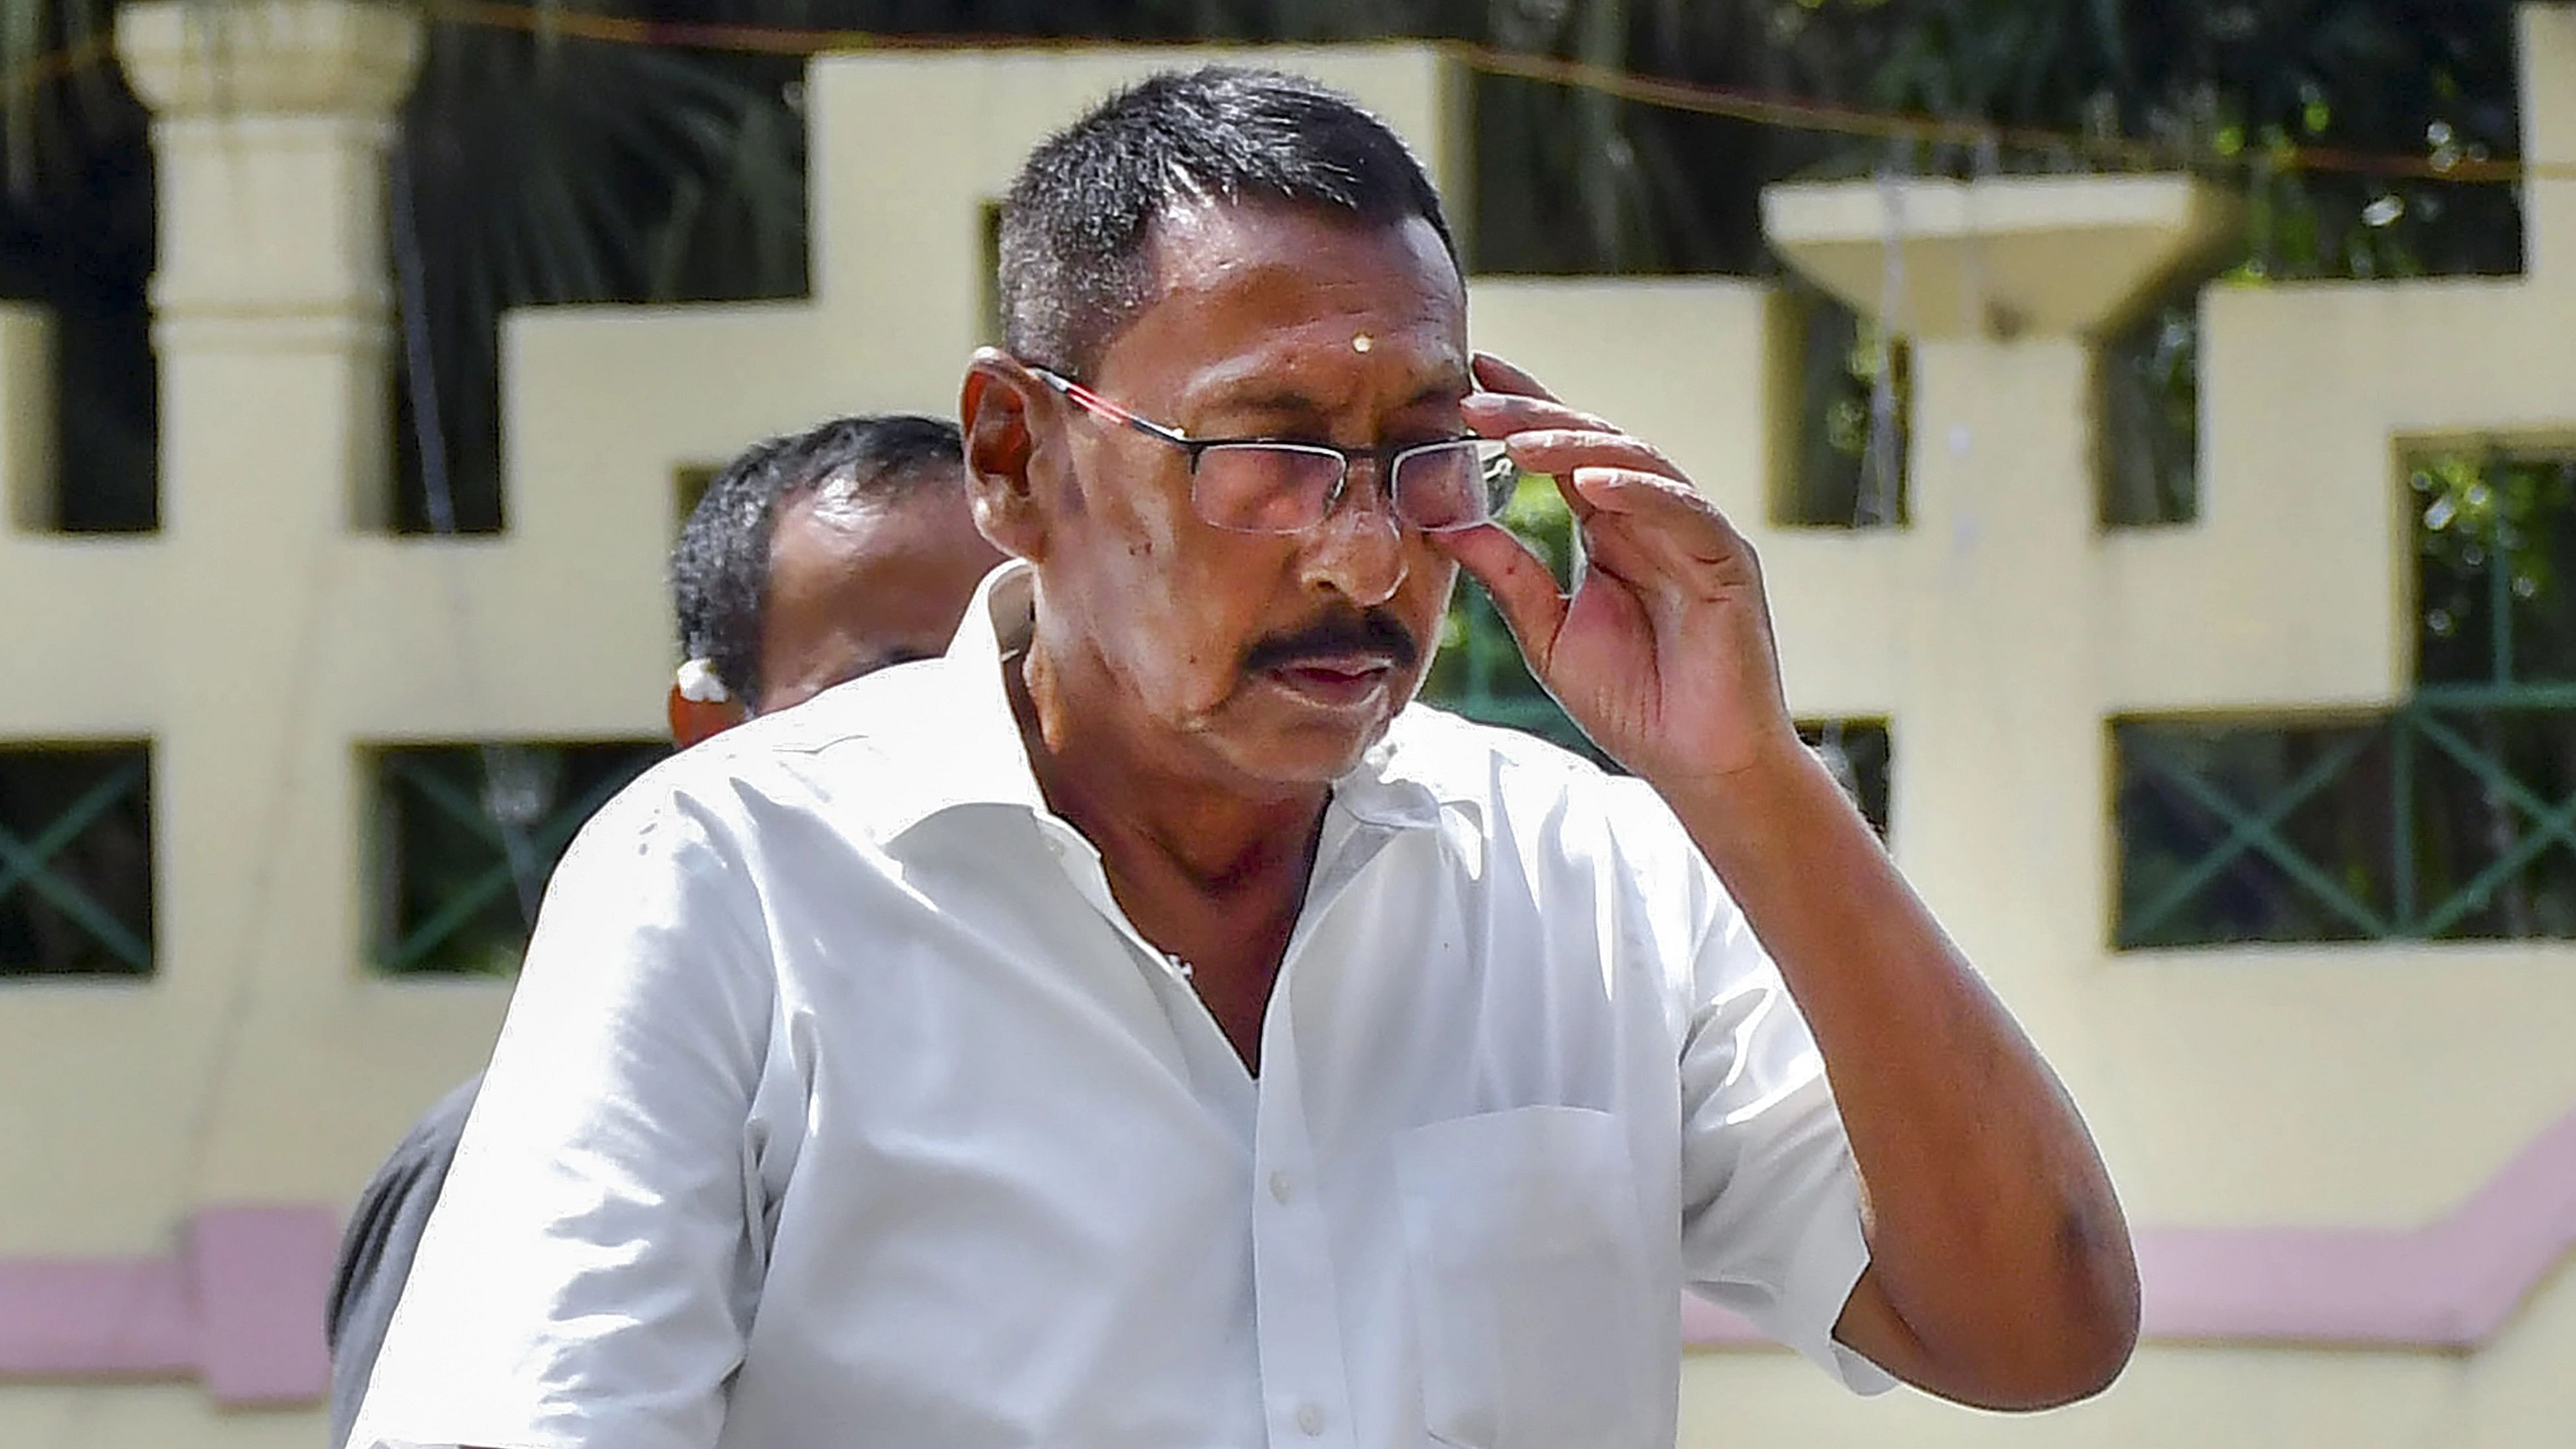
[1033,367,1193,448]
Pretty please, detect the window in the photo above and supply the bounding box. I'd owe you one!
[371,741,666,975]
[675,462,720,532]
[979,199,1006,349]
[1773,281,1908,529]
[2097,295,2201,528]
[2113,452,2576,947]
[1803,720,1892,838]
[0,743,154,975]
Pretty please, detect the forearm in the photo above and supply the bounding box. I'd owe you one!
[1666,739,2137,1405]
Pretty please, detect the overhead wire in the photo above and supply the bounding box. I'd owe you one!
[0,1,2562,188]
[391,1,2571,186]
[390,127,557,929]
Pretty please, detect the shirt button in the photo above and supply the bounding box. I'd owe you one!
[1268,1170,1294,1204]
[1296,1402,1324,1436]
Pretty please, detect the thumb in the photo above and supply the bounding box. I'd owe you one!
[1433,523,1567,675]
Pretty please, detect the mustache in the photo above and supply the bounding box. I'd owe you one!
[1241,607,1421,674]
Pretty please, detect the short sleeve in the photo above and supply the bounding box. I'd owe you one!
[1674,895,1896,1396]
[346,786,776,1449]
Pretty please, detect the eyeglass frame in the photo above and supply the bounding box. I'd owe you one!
[1025,363,1513,536]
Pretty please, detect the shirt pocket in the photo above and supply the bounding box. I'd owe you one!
[1395,1105,1660,1449]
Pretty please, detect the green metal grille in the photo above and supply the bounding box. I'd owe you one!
[373,741,665,975]
[2118,696,2576,946]
[2115,453,2576,948]
[0,744,153,975]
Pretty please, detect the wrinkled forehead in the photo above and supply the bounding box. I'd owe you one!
[1101,200,1469,400]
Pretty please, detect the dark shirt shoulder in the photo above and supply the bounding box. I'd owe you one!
[326,1075,482,1449]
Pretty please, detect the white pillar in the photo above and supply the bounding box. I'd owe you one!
[1764,173,2236,993]
[113,0,420,1140]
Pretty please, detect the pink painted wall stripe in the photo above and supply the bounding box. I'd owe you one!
[0,1206,334,1402]
[188,1205,338,1405]
[0,1257,194,1378]
[1686,1103,2576,1351]
[2130,1105,2576,1348]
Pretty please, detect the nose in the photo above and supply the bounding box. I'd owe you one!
[1299,458,1405,607]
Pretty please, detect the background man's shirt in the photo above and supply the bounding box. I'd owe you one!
[327,1076,481,1449]
[350,565,1890,1449]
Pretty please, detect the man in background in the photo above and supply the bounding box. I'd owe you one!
[324,413,1002,1449]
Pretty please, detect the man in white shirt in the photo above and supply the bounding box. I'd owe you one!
[352,67,2137,1449]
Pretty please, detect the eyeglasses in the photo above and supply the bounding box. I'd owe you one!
[1029,365,1518,536]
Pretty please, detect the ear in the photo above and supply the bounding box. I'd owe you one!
[668,684,749,749]
[961,348,1049,564]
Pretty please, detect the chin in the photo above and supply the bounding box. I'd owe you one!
[1213,712,1393,790]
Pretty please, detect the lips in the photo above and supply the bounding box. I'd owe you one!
[1266,652,1396,709]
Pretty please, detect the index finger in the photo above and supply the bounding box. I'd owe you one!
[1464,391,1620,441]
[1471,352,1562,403]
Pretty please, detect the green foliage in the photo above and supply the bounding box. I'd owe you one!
[2415,456,2576,685]
[2098,292,2199,527]
[1420,470,1603,756]
[1783,278,1907,528]
[388,23,807,531]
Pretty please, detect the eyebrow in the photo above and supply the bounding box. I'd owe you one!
[1202,386,1328,422]
[1196,375,1470,428]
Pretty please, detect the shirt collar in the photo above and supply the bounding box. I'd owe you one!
[875,561,1050,841]
[882,559,1478,842]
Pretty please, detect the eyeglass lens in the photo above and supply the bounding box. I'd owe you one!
[1190,439,1518,534]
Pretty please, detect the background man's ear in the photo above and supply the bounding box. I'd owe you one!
[961,348,1048,563]
[669,685,749,749]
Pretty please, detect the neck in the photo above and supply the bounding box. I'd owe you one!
[1010,634,1325,896]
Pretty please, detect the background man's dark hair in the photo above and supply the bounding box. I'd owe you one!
[997,66,1454,379]
[671,413,966,704]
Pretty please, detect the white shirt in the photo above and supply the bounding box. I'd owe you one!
[351,563,1891,1449]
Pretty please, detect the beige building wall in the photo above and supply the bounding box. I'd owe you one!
[1,1,2571,1444]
